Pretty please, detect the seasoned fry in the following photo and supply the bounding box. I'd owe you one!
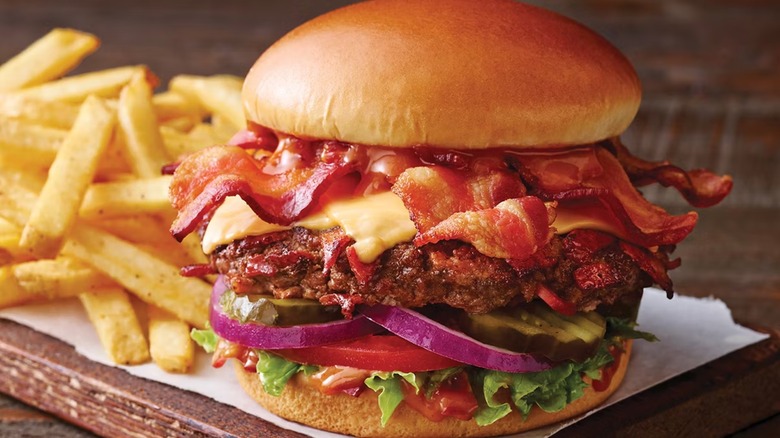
[12,257,115,298]
[0,95,79,129]
[0,218,24,265]
[79,287,150,365]
[0,28,99,92]
[160,115,199,132]
[0,117,66,167]
[96,134,132,178]
[118,73,171,178]
[88,215,171,244]
[64,224,211,328]
[169,74,244,130]
[11,65,154,103]
[0,168,41,226]
[152,91,204,121]
[160,124,220,159]
[79,175,173,219]
[210,113,238,142]
[148,305,194,373]
[0,266,30,308]
[19,96,116,258]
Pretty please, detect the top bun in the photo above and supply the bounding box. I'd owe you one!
[243,0,641,149]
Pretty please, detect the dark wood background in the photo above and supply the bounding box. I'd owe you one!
[1,0,778,436]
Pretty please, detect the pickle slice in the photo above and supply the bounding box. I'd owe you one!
[271,297,341,326]
[220,289,340,326]
[458,301,606,362]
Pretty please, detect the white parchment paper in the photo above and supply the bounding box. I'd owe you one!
[0,288,768,437]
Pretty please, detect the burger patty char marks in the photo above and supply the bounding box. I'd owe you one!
[211,227,656,314]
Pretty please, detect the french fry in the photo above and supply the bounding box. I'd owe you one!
[211,114,238,142]
[118,73,171,178]
[20,96,116,258]
[160,115,199,132]
[79,175,173,219]
[152,91,204,121]
[160,124,220,159]
[0,117,66,167]
[0,167,41,226]
[0,266,30,308]
[0,28,99,92]
[88,215,172,245]
[96,134,132,178]
[12,257,115,299]
[169,75,244,130]
[79,287,150,365]
[0,217,24,265]
[148,305,194,373]
[64,223,211,328]
[0,95,79,129]
[11,65,154,103]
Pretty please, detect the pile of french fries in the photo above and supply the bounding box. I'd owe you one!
[0,29,241,373]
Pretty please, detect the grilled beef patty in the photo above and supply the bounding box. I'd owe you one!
[210,227,655,314]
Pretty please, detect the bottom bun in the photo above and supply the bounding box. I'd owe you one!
[235,341,632,437]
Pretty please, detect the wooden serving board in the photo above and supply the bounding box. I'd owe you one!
[0,318,777,437]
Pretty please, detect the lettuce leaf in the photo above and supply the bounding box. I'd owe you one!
[364,371,420,426]
[190,326,218,353]
[606,317,659,342]
[256,351,318,396]
[474,340,615,426]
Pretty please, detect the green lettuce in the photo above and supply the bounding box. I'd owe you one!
[474,341,614,426]
[364,371,421,426]
[606,317,659,343]
[256,351,318,396]
[190,326,218,353]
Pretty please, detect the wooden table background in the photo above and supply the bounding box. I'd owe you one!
[1,0,778,436]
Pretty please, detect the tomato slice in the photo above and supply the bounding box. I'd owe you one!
[537,284,576,315]
[401,371,478,421]
[274,335,463,372]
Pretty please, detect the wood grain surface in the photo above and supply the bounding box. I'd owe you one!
[1,0,779,436]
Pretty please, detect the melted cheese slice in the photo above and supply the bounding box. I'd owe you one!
[202,193,625,261]
[552,205,624,238]
[201,192,418,263]
[201,196,290,254]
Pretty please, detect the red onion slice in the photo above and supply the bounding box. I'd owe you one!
[358,304,553,373]
[210,277,381,349]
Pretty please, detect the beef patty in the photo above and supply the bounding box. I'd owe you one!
[210,227,655,314]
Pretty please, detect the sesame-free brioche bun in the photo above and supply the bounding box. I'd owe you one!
[234,341,632,437]
[243,0,641,149]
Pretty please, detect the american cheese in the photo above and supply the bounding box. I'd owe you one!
[201,192,418,263]
[202,194,623,261]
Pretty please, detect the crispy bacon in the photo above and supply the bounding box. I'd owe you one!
[511,147,699,247]
[227,128,278,150]
[574,262,621,291]
[169,145,357,240]
[392,166,526,232]
[563,229,616,263]
[619,241,674,296]
[345,246,377,287]
[321,228,352,275]
[179,263,215,277]
[319,292,364,319]
[414,197,555,260]
[607,138,732,208]
[245,250,315,277]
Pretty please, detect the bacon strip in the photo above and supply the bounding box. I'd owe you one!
[169,145,356,240]
[511,147,699,247]
[607,138,733,208]
[392,166,526,233]
[415,197,555,260]
[619,241,674,295]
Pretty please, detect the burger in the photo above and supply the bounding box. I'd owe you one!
[170,0,732,436]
